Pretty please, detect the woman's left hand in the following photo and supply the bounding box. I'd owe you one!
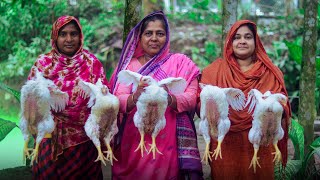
[163,85,177,109]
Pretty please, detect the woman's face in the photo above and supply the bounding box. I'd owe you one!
[140,20,166,57]
[56,22,81,57]
[232,25,255,60]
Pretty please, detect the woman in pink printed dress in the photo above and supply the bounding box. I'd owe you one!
[27,15,107,179]
[110,11,203,180]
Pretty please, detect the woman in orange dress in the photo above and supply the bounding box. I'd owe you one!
[199,20,291,179]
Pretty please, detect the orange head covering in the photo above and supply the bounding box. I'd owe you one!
[201,20,291,165]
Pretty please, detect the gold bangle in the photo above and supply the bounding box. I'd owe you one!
[131,94,136,105]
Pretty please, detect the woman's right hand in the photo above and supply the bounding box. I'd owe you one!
[127,84,146,112]
[132,85,145,103]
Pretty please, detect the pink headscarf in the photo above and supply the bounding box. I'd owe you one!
[110,11,171,92]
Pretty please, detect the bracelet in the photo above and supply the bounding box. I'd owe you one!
[131,94,136,105]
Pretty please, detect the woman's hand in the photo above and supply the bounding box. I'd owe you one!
[163,85,177,110]
[126,84,146,112]
[132,85,145,103]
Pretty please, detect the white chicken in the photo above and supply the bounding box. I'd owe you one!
[117,70,187,159]
[20,69,69,164]
[199,84,246,165]
[78,78,120,166]
[245,89,287,173]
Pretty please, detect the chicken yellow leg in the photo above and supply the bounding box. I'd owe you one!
[201,143,212,165]
[104,143,118,166]
[94,146,107,166]
[272,143,282,164]
[23,139,32,162]
[30,143,40,165]
[212,140,223,160]
[249,148,261,173]
[134,132,147,157]
[148,136,163,159]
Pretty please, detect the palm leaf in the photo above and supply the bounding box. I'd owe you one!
[289,119,305,160]
[301,137,320,177]
[0,81,21,102]
[274,159,302,180]
[0,117,18,142]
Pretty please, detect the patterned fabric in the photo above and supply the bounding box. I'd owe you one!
[176,113,202,174]
[32,139,103,180]
[28,16,108,174]
[111,11,202,179]
[201,20,291,179]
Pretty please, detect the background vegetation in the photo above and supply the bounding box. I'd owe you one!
[0,0,319,179]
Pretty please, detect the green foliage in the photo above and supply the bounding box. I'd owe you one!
[283,38,320,113]
[189,40,220,69]
[284,40,302,65]
[0,0,124,81]
[290,119,305,160]
[0,82,21,102]
[0,117,17,142]
[274,119,320,179]
[192,0,209,10]
[167,0,221,25]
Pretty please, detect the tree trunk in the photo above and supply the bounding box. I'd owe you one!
[221,0,238,57]
[143,0,163,16]
[285,0,294,16]
[298,0,304,9]
[123,0,142,44]
[299,0,318,153]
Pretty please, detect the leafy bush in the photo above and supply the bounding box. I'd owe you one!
[274,119,320,179]
[0,0,124,81]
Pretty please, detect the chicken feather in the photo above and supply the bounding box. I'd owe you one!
[20,69,68,164]
[117,70,186,159]
[199,84,245,164]
[79,79,120,166]
[246,89,287,173]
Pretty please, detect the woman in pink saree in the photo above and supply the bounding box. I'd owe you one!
[110,11,203,179]
[27,16,107,179]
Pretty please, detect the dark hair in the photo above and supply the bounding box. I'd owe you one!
[140,14,166,37]
[238,23,256,43]
[59,20,81,34]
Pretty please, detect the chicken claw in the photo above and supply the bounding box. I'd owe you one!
[249,148,261,173]
[104,143,118,166]
[272,143,282,164]
[94,146,107,166]
[30,143,41,165]
[212,140,222,160]
[23,140,32,162]
[201,143,213,165]
[148,136,162,159]
[134,132,147,157]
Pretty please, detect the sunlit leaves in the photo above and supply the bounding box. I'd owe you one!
[0,118,17,142]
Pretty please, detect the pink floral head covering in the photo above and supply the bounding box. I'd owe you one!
[50,15,84,55]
